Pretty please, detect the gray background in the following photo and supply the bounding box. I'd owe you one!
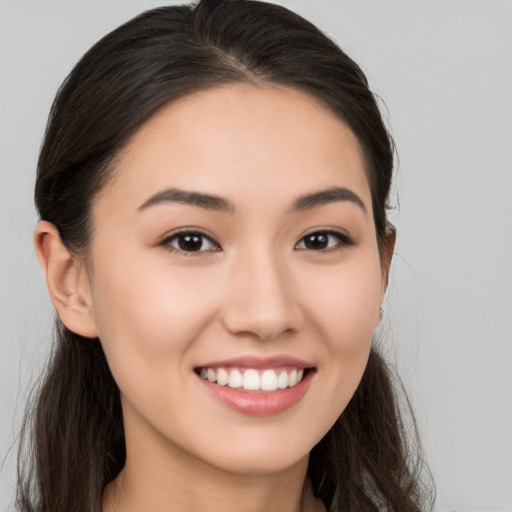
[1,1,511,510]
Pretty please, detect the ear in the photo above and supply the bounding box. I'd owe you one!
[380,224,396,294]
[34,220,99,338]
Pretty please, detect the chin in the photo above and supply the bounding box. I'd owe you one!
[203,446,310,476]
[182,423,321,476]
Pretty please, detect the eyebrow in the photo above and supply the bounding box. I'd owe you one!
[138,188,235,213]
[138,186,366,215]
[291,187,367,215]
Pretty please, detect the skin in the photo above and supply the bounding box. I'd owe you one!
[35,84,393,512]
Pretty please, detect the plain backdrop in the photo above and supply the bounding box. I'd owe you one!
[1,1,511,511]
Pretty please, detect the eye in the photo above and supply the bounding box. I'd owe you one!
[295,230,353,251]
[161,231,220,253]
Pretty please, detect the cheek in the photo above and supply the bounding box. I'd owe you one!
[88,251,223,386]
[93,251,207,334]
[297,253,382,419]
[300,254,382,348]
[87,255,225,438]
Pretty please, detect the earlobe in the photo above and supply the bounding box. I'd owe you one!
[34,220,99,338]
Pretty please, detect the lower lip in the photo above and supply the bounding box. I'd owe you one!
[197,371,313,416]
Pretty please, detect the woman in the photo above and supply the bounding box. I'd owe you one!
[18,0,433,510]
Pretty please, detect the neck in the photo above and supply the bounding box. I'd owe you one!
[102,424,322,512]
[104,465,317,512]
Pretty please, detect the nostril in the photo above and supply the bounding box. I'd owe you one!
[220,268,303,339]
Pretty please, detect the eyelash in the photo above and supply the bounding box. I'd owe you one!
[160,229,354,254]
[295,230,354,252]
[160,230,221,254]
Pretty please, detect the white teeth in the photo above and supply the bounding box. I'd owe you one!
[199,366,306,391]
[242,369,260,390]
[260,369,278,391]
[277,371,288,389]
[216,368,229,386]
[228,369,243,389]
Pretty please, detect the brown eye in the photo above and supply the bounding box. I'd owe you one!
[295,231,353,251]
[163,231,220,253]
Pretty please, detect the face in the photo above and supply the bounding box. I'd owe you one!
[85,85,387,475]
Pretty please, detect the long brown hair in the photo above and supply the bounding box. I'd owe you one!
[18,1,434,510]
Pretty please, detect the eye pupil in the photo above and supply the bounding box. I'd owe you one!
[304,233,329,250]
[178,233,203,251]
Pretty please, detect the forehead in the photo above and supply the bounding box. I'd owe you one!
[96,84,371,217]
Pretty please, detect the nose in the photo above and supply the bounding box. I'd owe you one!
[221,250,303,341]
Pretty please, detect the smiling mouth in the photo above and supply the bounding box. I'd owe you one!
[195,366,312,392]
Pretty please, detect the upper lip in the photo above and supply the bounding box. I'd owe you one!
[195,355,314,369]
